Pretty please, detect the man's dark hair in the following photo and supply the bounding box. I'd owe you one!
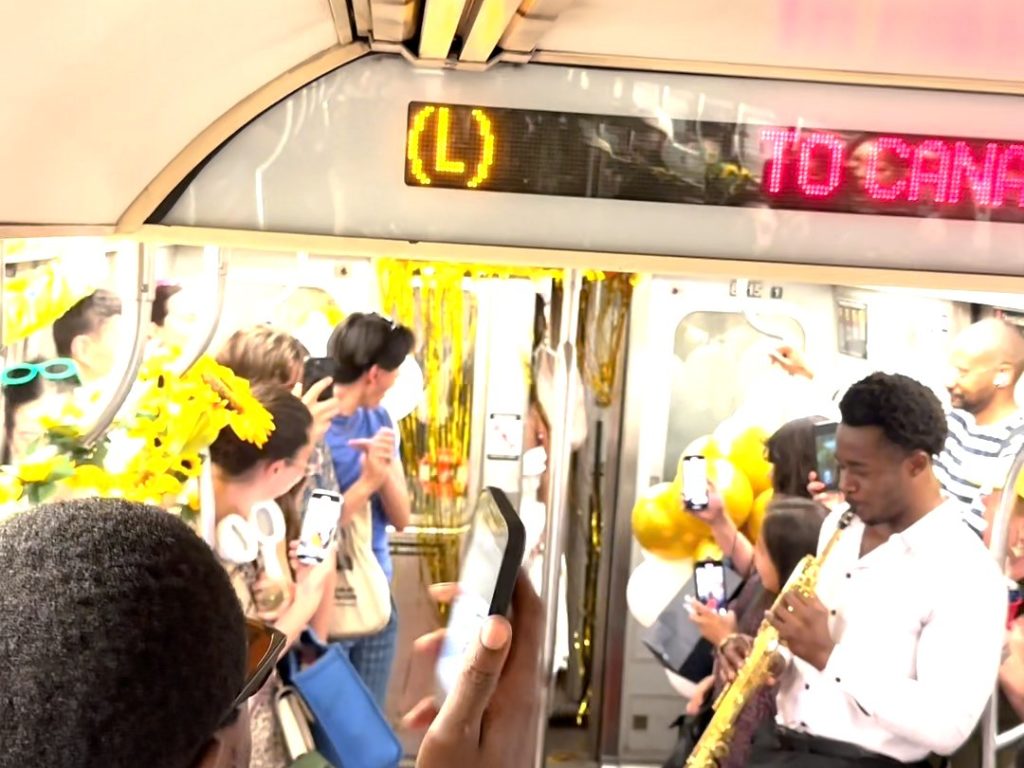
[52,289,123,357]
[209,383,312,477]
[0,498,246,768]
[328,312,414,384]
[839,372,947,457]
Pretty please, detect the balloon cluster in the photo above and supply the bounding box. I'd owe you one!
[631,417,776,563]
[627,417,777,696]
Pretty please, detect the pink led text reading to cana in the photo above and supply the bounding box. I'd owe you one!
[762,128,1024,207]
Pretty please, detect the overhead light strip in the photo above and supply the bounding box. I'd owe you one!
[420,0,471,59]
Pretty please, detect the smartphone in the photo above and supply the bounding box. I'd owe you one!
[296,489,342,564]
[813,421,840,492]
[682,455,709,511]
[694,559,728,612]
[436,487,526,697]
[302,357,337,403]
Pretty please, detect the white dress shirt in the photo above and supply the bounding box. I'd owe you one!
[775,500,1006,761]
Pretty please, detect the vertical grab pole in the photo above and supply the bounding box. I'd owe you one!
[982,446,1024,768]
[81,242,155,447]
[174,245,228,374]
[533,268,583,768]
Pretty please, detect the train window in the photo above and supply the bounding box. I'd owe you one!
[662,310,804,480]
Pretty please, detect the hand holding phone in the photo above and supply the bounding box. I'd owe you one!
[302,358,337,403]
[694,559,728,613]
[296,489,342,565]
[436,487,526,698]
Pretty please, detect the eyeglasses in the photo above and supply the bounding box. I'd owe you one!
[1,358,79,387]
[222,618,286,723]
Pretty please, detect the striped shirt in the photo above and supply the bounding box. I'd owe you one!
[933,408,1024,532]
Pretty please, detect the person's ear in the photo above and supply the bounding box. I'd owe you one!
[996,368,1013,388]
[907,451,930,478]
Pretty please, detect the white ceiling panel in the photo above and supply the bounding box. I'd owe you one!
[538,0,1024,83]
[0,0,336,226]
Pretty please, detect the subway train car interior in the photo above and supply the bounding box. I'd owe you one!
[3,2,1024,767]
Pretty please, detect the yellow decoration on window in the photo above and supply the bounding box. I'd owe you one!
[2,258,99,346]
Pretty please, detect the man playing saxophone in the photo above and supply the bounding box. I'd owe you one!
[719,372,1006,767]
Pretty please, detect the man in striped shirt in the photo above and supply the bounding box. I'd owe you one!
[937,319,1024,533]
[772,318,1024,533]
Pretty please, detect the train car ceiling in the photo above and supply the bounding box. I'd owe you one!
[2,0,1024,234]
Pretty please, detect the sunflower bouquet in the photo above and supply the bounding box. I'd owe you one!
[0,351,273,521]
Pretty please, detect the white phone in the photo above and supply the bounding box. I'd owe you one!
[682,454,709,511]
[436,487,525,697]
[296,489,342,564]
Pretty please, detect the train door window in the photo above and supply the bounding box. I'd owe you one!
[663,310,804,480]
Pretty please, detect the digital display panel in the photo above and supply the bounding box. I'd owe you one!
[405,102,1024,224]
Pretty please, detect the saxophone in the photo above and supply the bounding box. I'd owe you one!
[684,508,855,768]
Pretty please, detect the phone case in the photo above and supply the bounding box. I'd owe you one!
[482,486,526,616]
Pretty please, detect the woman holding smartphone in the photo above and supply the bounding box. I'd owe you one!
[209,384,338,768]
[679,497,827,767]
[685,416,822,640]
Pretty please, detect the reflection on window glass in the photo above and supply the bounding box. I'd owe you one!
[663,311,804,480]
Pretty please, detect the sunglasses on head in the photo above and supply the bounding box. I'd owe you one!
[2,358,79,387]
[222,618,286,724]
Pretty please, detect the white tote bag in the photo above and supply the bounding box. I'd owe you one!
[328,502,391,640]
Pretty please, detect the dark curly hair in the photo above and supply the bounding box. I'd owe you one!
[839,372,947,457]
[0,498,246,768]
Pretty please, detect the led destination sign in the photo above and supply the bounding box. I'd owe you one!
[404,102,1024,224]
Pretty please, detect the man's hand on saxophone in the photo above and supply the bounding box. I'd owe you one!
[766,590,835,671]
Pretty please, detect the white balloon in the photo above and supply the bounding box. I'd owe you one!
[381,355,425,421]
[665,669,698,699]
[625,556,694,628]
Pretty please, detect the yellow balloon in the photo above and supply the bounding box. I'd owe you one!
[682,434,722,460]
[631,482,697,560]
[744,488,774,543]
[694,538,724,562]
[708,458,754,527]
[714,420,773,496]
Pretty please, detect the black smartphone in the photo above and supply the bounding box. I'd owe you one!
[436,487,526,696]
[813,421,840,492]
[682,454,709,511]
[694,559,728,612]
[302,357,336,403]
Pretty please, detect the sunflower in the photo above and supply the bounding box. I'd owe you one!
[17,451,74,484]
[192,356,274,447]
[65,464,115,494]
[171,452,204,479]
[0,470,24,505]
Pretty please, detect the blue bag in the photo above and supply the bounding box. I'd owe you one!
[280,630,402,768]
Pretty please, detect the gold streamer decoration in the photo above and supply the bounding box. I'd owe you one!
[377,260,603,599]
[572,273,634,725]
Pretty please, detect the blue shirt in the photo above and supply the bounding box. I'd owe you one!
[325,407,396,581]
